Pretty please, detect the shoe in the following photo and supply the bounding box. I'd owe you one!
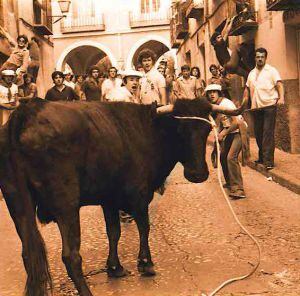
[223,183,230,189]
[264,164,274,170]
[229,189,246,200]
[119,211,134,223]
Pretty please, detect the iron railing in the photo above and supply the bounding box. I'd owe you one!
[129,9,170,28]
[267,0,300,11]
[61,14,105,33]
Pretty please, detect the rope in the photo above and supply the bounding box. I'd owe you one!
[206,114,261,296]
[173,115,261,296]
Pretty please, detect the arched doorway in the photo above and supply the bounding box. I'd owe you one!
[56,41,117,75]
[126,35,177,71]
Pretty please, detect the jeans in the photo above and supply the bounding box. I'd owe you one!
[220,132,244,190]
[251,105,277,166]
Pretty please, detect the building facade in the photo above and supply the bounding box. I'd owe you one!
[171,0,300,154]
[0,0,55,96]
[52,0,176,75]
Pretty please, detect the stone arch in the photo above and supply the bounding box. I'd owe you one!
[56,40,117,74]
[125,35,177,70]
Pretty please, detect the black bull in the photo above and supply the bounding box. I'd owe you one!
[0,98,245,296]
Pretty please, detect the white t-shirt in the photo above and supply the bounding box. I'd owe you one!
[219,98,240,134]
[140,67,166,105]
[102,78,123,99]
[246,64,281,109]
[0,83,18,104]
[64,80,75,89]
[106,86,137,103]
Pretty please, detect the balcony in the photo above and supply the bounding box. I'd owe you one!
[186,0,204,19]
[129,10,170,28]
[229,11,258,36]
[61,14,105,34]
[33,0,53,35]
[170,1,189,40]
[267,0,300,11]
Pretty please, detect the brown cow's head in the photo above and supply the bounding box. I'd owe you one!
[157,96,247,183]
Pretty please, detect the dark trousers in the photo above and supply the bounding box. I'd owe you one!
[220,132,244,190]
[252,105,277,166]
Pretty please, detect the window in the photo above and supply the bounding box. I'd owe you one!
[72,0,95,17]
[33,0,42,24]
[185,51,191,66]
[32,0,52,31]
[140,0,161,13]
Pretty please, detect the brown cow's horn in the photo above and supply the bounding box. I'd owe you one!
[157,104,174,114]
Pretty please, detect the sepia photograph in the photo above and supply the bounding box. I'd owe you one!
[0,0,299,295]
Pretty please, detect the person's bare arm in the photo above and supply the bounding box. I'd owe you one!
[276,81,284,105]
[221,17,234,42]
[242,86,250,107]
[159,87,167,105]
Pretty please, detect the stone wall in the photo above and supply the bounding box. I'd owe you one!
[282,79,300,153]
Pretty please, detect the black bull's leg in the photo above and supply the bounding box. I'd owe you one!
[102,206,129,277]
[56,210,93,296]
[134,207,156,276]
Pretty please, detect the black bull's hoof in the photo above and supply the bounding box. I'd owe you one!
[137,260,156,277]
[107,265,130,278]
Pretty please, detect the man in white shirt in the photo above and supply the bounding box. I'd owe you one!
[0,70,18,125]
[102,67,122,101]
[174,65,201,99]
[243,47,284,170]
[206,84,246,199]
[138,49,167,106]
[106,69,142,103]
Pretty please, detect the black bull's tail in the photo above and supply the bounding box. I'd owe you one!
[7,105,52,295]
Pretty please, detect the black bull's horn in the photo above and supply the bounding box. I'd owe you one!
[156,105,174,114]
[156,97,248,116]
[211,96,248,116]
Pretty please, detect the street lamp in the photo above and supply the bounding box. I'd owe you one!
[51,0,71,24]
[58,0,71,14]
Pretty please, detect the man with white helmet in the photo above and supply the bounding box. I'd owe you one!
[63,71,75,89]
[105,69,142,103]
[0,69,18,124]
[205,83,246,199]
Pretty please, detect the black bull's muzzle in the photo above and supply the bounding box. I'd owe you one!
[184,164,209,183]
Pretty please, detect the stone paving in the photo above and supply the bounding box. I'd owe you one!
[0,149,300,295]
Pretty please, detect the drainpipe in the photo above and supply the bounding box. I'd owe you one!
[116,0,124,69]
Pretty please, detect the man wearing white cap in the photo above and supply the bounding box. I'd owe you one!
[106,69,142,103]
[63,71,75,89]
[0,69,18,124]
[205,84,246,199]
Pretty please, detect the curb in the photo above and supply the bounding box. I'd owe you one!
[247,160,300,195]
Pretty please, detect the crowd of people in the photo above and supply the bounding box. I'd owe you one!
[0,25,284,202]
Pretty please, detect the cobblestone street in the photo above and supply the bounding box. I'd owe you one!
[1,147,300,296]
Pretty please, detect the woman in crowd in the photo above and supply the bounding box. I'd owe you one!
[191,66,206,97]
